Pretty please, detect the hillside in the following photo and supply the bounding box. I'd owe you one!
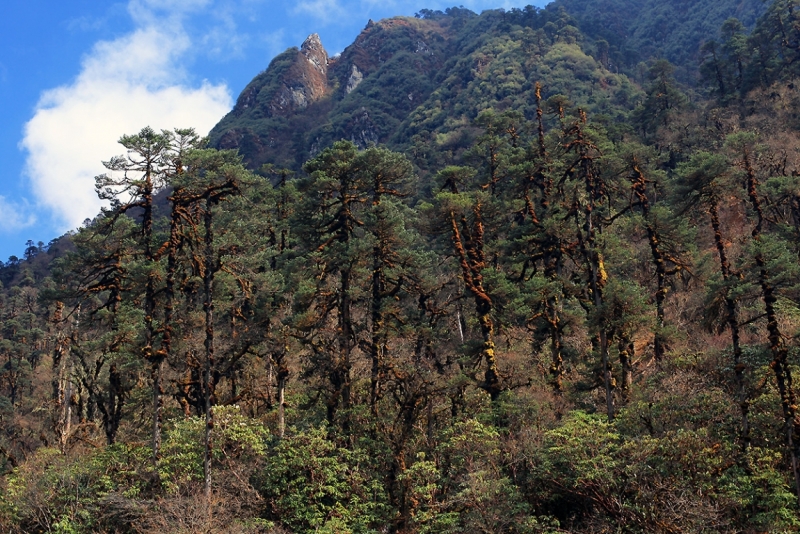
[6,1,800,533]
[209,7,638,170]
[209,0,766,173]
[550,0,766,70]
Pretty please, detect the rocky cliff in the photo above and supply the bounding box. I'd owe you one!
[210,16,450,170]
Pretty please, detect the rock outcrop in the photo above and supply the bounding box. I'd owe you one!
[269,34,331,116]
[208,3,768,175]
[209,16,449,170]
[224,33,332,123]
[345,65,363,95]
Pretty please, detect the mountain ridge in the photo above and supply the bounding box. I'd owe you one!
[209,0,767,174]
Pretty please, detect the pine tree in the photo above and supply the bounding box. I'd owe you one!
[436,165,503,401]
[727,132,800,504]
[95,127,172,460]
[676,151,751,449]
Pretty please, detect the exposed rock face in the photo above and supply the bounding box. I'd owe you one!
[348,108,379,148]
[225,33,333,122]
[237,85,259,110]
[266,34,331,116]
[345,65,364,95]
[301,33,328,75]
[209,15,449,170]
[206,5,770,176]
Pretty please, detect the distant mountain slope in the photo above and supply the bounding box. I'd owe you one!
[210,14,455,170]
[547,0,766,70]
[209,7,631,171]
[208,0,766,172]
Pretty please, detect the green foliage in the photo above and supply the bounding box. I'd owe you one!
[548,0,765,75]
[258,426,391,533]
[0,445,149,533]
[158,405,269,494]
[9,3,800,533]
[528,411,800,531]
[405,419,555,534]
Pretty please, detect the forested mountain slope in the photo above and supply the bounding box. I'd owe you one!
[209,6,639,170]
[548,0,766,70]
[6,1,800,533]
[209,0,765,172]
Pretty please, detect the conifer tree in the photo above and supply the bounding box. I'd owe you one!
[291,141,365,430]
[291,141,420,430]
[95,127,172,460]
[676,151,751,449]
[628,157,689,362]
[514,85,569,393]
[51,215,139,445]
[437,165,503,401]
[246,165,299,438]
[360,147,415,415]
[172,147,244,498]
[728,132,800,503]
[564,112,615,419]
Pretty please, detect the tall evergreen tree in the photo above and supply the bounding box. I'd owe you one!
[95,127,173,461]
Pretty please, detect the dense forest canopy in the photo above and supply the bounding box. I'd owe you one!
[6,0,800,532]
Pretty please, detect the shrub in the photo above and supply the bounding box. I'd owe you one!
[258,426,390,533]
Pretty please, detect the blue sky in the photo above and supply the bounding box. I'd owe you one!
[0,0,547,262]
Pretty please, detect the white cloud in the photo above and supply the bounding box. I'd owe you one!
[21,5,232,232]
[18,0,544,233]
[0,196,35,233]
[65,15,107,32]
[293,0,345,24]
[200,10,250,60]
[260,27,287,59]
[128,0,213,26]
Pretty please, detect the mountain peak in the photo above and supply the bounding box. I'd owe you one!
[301,33,328,74]
[302,32,323,49]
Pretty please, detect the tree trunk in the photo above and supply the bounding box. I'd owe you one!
[141,167,162,464]
[331,264,354,433]
[543,240,564,393]
[574,121,613,420]
[618,334,634,399]
[742,146,800,503]
[448,204,501,401]
[708,196,749,449]
[273,344,289,439]
[52,302,71,451]
[153,200,183,459]
[277,372,286,439]
[631,162,670,362]
[370,237,386,416]
[203,197,216,501]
